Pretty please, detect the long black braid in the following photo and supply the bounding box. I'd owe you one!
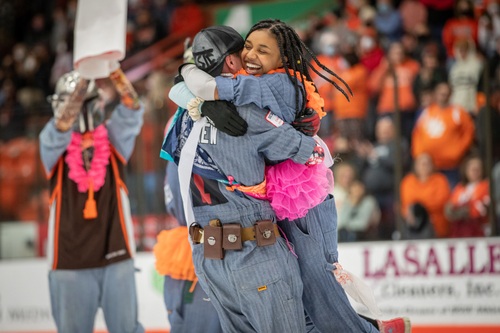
[246,19,352,116]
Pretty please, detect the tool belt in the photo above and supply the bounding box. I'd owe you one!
[189,219,280,260]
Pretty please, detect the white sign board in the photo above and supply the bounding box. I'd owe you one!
[339,237,500,330]
[0,253,168,332]
[1,238,499,332]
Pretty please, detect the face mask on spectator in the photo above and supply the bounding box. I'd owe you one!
[360,36,375,51]
[322,44,338,56]
[377,3,391,14]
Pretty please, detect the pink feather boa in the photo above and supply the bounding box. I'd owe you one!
[65,125,110,193]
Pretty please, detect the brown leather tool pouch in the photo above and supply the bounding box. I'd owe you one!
[189,223,203,244]
[254,220,276,247]
[204,224,224,259]
[222,223,242,250]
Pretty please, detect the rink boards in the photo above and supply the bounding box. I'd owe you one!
[0,237,499,332]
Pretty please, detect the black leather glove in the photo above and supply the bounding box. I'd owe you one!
[174,62,192,84]
[292,107,321,137]
[174,74,184,84]
[200,101,248,136]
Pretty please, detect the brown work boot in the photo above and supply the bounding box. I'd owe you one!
[377,317,411,333]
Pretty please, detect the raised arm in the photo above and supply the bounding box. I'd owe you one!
[106,67,144,161]
[168,81,247,137]
[39,78,90,174]
[180,64,218,100]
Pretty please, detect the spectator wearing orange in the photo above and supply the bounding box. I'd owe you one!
[399,0,428,37]
[442,0,479,59]
[0,137,39,221]
[369,41,420,141]
[343,0,363,31]
[412,82,475,188]
[445,155,490,237]
[400,153,451,238]
[310,29,345,137]
[332,50,369,141]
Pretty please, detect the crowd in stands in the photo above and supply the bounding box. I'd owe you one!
[0,0,499,243]
[300,0,500,241]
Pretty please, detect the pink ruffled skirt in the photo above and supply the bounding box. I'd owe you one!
[265,159,334,221]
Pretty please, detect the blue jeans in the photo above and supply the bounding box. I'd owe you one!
[192,236,306,333]
[48,259,144,333]
[163,276,222,333]
[278,195,379,333]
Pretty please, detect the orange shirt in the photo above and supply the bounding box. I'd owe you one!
[332,64,368,120]
[369,59,420,113]
[449,180,490,220]
[344,3,361,31]
[442,18,478,58]
[400,173,451,237]
[412,103,475,169]
[310,55,345,112]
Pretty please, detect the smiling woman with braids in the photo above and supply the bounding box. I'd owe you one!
[175,19,411,333]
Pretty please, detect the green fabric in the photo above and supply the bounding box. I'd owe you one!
[214,0,339,35]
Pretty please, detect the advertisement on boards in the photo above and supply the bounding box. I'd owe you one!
[0,237,499,332]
